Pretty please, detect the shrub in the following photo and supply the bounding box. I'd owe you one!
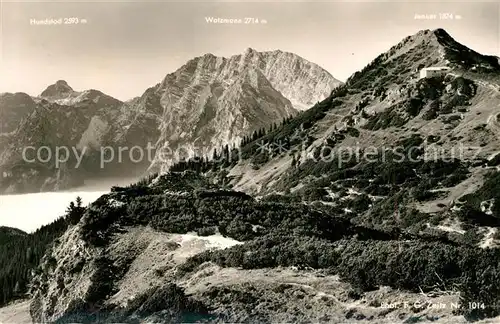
[346,127,360,137]
[473,124,486,131]
[441,173,468,187]
[346,194,371,213]
[422,100,440,120]
[133,284,211,321]
[196,226,217,236]
[461,171,500,220]
[364,107,408,130]
[426,135,440,143]
[405,98,424,116]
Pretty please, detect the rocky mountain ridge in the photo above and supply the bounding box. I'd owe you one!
[225,28,500,196]
[0,49,340,194]
[5,27,500,324]
[0,92,37,134]
[39,80,75,100]
[136,47,341,172]
[177,48,342,111]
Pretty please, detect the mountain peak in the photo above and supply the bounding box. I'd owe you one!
[408,28,448,38]
[432,28,449,35]
[430,28,456,44]
[430,28,500,71]
[242,47,260,59]
[55,80,70,86]
[40,80,74,98]
[244,47,257,54]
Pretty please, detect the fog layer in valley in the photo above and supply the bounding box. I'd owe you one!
[0,177,137,232]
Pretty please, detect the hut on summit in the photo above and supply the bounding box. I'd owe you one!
[419,66,451,79]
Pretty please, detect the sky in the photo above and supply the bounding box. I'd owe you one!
[0,191,107,232]
[0,176,137,232]
[0,0,499,101]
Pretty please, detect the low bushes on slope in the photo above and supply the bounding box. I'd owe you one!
[82,190,357,244]
[57,283,213,324]
[121,283,213,323]
[178,235,500,321]
[458,171,500,226]
[364,105,408,130]
[364,76,476,129]
[75,172,500,322]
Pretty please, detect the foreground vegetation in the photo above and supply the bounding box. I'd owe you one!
[54,171,496,321]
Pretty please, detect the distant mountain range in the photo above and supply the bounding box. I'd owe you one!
[0,49,341,194]
[3,28,500,324]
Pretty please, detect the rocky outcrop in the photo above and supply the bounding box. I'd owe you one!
[0,89,124,193]
[29,224,98,323]
[0,92,37,134]
[246,48,342,110]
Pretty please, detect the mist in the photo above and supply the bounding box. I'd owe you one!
[0,177,138,233]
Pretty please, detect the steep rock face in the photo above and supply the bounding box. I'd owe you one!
[0,84,125,194]
[29,224,98,323]
[157,48,340,112]
[148,63,298,171]
[246,48,342,110]
[0,92,37,133]
[144,49,339,172]
[39,80,75,100]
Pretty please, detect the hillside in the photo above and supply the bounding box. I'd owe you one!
[214,28,500,242]
[0,207,80,307]
[27,172,500,323]
[0,50,339,194]
[0,93,37,134]
[9,28,500,323]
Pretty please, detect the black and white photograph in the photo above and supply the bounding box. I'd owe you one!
[1,0,500,322]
